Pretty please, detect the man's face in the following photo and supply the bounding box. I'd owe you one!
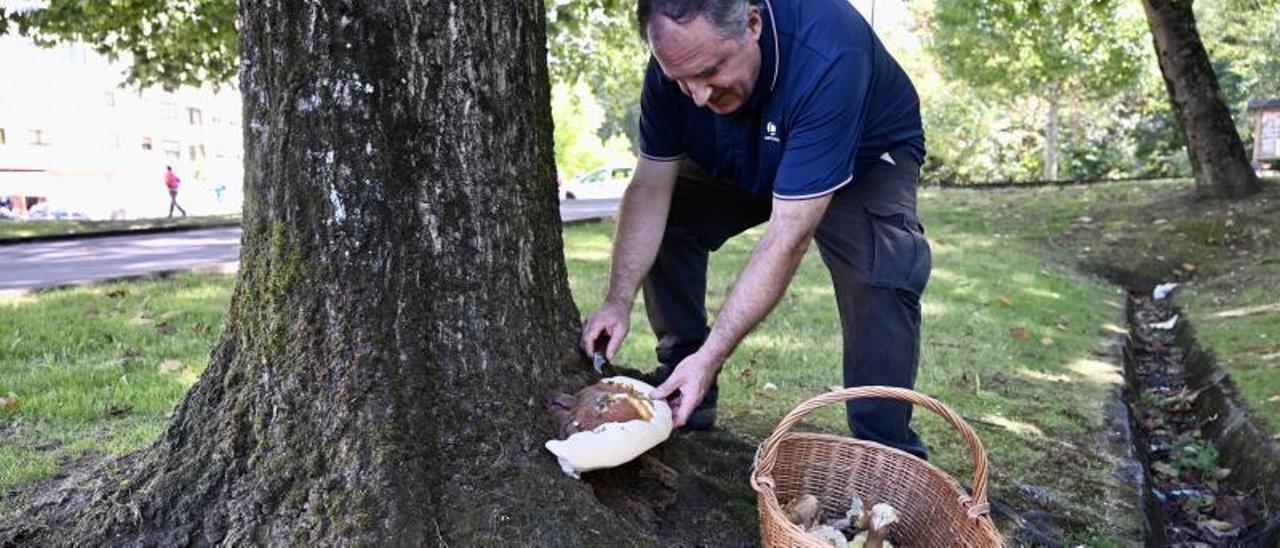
[648,9,763,115]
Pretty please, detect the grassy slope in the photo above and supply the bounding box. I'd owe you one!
[0,214,239,241]
[13,180,1276,543]
[570,190,1134,542]
[1038,178,1280,431]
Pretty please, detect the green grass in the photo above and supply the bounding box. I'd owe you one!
[9,180,1277,543]
[1029,177,1280,431]
[0,275,234,517]
[0,214,239,241]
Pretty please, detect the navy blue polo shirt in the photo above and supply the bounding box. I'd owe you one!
[638,0,925,199]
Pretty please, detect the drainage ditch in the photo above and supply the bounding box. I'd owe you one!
[1124,292,1280,546]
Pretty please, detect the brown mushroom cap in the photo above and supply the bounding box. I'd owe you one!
[549,379,656,438]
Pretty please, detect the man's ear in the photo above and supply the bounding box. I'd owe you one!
[746,6,763,42]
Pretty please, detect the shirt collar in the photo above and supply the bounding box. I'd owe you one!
[739,0,781,114]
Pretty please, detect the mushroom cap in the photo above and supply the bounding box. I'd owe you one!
[544,376,673,478]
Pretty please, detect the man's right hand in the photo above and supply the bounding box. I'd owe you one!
[580,302,631,360]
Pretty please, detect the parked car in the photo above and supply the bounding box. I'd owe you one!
[559,165,634,200]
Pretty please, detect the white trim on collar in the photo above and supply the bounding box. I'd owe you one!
[763,0,780,92]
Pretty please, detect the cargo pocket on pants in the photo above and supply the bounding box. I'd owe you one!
[865,201,931,296]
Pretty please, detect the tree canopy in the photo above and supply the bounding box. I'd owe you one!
[2,0,237,90]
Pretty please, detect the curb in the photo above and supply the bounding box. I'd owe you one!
[0,262,240,300]
[0,221,242,247]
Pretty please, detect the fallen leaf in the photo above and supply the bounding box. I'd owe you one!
[1152,461,1179,477]
[1182,263,1196,272]
[1212,467,1231,480]
[1040,336,1054,347]
[1198,519,1238,535]
[1010,327,1031,341]
[762,382,778,391]
[155,322,176,335]
[0,393,21,412]
[158,360,184,373]
[996,296,1014,307]
[105,405,133,417]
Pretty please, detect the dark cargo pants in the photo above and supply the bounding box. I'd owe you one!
[641,148,931,459]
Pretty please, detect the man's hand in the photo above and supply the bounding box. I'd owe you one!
[649,350,723,427]
[579,302,631,360]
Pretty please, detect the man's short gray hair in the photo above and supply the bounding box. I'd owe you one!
[637,0,761,43]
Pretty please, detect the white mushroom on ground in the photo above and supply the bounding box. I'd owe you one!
[543,376,673,478]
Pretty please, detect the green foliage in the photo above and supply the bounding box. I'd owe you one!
[929,0,1146,101]
[3,0,237,90]
[546,0,648,143]
[1195,0,1280,138]
[552,80,635,179]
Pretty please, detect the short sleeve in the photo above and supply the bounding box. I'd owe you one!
[637,57,685,162]
[772,51,871,199]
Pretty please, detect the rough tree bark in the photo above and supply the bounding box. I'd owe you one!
[1140,0,1261,199]
[0,1,654,545]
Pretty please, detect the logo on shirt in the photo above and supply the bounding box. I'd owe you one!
[764,121,780,143]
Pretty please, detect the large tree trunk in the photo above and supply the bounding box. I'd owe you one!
[0,2,652,545]
[1140,0,1261,199]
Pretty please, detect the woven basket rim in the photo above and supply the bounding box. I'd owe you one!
[755,431,974,498]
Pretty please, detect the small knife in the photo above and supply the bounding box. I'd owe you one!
[592,333,619,377]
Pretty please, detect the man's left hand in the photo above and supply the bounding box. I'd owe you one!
[649,350,722,427]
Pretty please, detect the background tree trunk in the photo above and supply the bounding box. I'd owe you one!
[1141,0,1261,199]
[1,1,652,544]
[1043,86,1061,182]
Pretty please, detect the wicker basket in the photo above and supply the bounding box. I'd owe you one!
[750,386,1003,547]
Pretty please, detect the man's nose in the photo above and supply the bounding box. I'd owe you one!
[688,82,713,107]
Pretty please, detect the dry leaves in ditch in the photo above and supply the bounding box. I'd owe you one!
[0,393,21,412]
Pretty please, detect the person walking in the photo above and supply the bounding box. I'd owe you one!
[580,0,931,458]
[165,166,187,218]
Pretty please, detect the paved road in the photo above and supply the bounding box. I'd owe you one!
[1,199,619,291]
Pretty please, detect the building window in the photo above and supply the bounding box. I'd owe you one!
[187,107,203,126]
[162,140,181,159]
[188,144,206,160]
[141,136,153,151]
[29,129,50,146]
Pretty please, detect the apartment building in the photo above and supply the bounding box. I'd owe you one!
[0,34,243,219]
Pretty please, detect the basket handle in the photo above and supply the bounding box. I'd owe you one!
[750,386,991,518]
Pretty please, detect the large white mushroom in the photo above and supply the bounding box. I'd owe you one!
[544,376,674,478]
